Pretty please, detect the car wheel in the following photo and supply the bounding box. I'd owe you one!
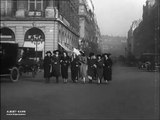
[10,67,20,82]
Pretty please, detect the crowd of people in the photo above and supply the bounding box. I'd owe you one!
[43,50,113,84]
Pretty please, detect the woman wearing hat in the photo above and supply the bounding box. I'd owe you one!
[60,51,70,83]
[43,51,52,83]
[51,50,61,83]
[103,53,113,83]
[70,53,80,83]
[96,54,104,84]
[87,52,97,83]
[79,51,87,83]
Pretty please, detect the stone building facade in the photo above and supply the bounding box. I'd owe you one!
[79,0,101,54]
[127,20,141,56]
[0,0,79,59]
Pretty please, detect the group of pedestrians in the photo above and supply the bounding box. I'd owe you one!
[43,50,112,84]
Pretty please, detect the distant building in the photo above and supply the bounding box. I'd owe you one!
[127,19,141,56]
[0,0,79,59]
[131,0,159,59]
[100,35,127,57]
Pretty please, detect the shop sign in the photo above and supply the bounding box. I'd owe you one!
[0,35,13,41]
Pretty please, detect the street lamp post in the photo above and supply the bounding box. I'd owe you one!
[30,34,43,62]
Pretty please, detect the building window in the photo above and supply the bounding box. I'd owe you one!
[28,0,43,11]
[1,0,13,16]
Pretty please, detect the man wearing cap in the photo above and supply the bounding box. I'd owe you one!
[43,51,52,83]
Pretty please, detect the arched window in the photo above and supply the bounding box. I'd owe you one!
[0,27,15,42]
[24,27,45,42]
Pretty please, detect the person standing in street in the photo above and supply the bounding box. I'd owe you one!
[51,50,61,83]
[87,52,97,83]
[103,53,113,84]
[60,51,70,83]
[70,53,80,83]
[43,51,52,83]
[79,51,87,83]
[96,54,104,84]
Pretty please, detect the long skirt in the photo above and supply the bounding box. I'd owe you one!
[44,64,51,78]
[103,68,112,81]
[61,65,68,79]
[80,64,87,78]
[71,66,79,81]
[97,68,103,80]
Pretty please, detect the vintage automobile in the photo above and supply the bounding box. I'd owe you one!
[138,53,160,71]
[18,47,38,77]
[0,43,20,82]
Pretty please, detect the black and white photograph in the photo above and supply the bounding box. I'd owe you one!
[0,0,160,120]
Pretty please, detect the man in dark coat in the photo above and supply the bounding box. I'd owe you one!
[43,51,52,83]
[103,53,113,84]
[51,50,61,83]
[60,51,70,83]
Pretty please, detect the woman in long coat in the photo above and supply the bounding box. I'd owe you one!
[51,50,61,83]
[43,51,52,83]
[96,55,104,84]
[79,51,87,83]
[103,53,113,83]
[60,51,70,83]
[70,53,80,83]
[87,52,97,83]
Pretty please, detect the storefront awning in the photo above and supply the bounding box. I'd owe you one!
[23,41,44,51]
[58,43,71,52]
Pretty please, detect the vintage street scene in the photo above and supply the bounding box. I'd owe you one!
[0,0,160,120]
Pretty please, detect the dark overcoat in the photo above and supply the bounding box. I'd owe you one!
[71,56,80,81]
[43,56,51,78]
[96,59,104,80]
[103,58,112,81]
[60,56,70,79]
[87,58,97,79]
[51,55,61,77]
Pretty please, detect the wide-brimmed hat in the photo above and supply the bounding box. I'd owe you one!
[53,50,60,54]
[45,51,52,55]
[62,51,68,55]
[103,53,111,57]
[97,54,102,58]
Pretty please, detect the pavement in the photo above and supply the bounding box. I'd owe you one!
[1,63,159,120]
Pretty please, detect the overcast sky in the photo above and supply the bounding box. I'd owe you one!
[92,0,146,36]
